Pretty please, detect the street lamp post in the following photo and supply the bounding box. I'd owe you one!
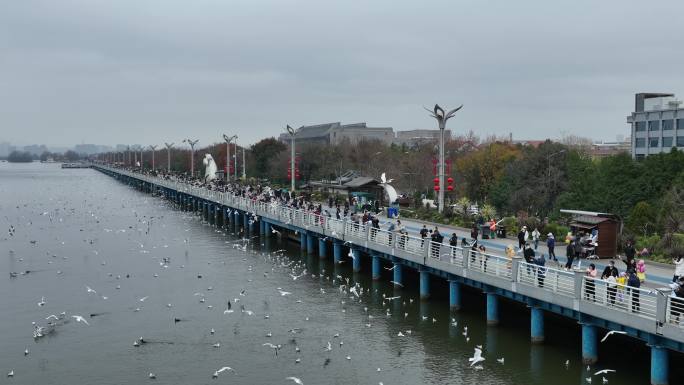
[286,125,298,192]
[127,146,131,166]
[233,137,239,181]
[426,104,463,214]
[183,139,199,177]
[222,134,237,182]
[149,145,157,170]
[242,147,246,180]
[140,148,143,172]
[164,142,174,173]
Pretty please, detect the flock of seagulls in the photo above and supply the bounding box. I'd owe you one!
[2,180,629,385]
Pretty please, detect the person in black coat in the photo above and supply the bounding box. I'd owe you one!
[624,240,636,265]
[601,261,619,305]
[565,240,576,270]
[627,271,641,313]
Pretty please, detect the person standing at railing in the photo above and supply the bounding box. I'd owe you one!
[627,270,641,313]
[670,277,684,324]
[584,264,597,302]
[674,256,684,282]
[601,261,619,305]
[523,243,535,276]
[517,226,527,250]
[534,252,546,288]
[471,224,479,241]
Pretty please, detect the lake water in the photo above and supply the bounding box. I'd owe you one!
[1,162,680,384]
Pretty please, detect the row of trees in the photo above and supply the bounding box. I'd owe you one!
[5,150,81,162]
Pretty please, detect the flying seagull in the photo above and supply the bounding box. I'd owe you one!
[212,366,235,378]
[594,369,616,376]
[72,315,90,325]
[286,377,304,385]
[469,347,485,366]
[600,330,627,343]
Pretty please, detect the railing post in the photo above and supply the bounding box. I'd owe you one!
[655,288,671,327]
[511,256,523,283]
[573,270,585,302]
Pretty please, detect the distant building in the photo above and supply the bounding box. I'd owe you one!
[0,142,16,157]
[279,122,394,145]
[23,144,49,156]
[627,92,684,159]
[589,139,631,159]
[393,129,451,147]
[74,144,113,155]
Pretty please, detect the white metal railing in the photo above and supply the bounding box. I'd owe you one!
[369,227,393,248]
[468,250,512,278]
[666,296,684,327]
[581,277,658,320]
[517,261,575,297]
[397,234,425,256]
[344,221,367,240]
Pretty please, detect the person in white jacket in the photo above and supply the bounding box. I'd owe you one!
[674,256,684,282]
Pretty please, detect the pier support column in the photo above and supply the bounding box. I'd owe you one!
[306,234,315,254]
[420,270,430,300]
[300,232,307,251]
[372,255,381,280]
[243,213,249,232]
[530,307,544,344]
[222,207,227,228]
[486,293,499,326]
[333,242,342,264]
[449,281,462,310]
[651,346,669,385]
[233,211,240,233]
[581,324,598,365]
[259,219,265,235]
[318,238,327,259]
[249,218,256,235]
[352,249,361,272]
[392,262,402,287]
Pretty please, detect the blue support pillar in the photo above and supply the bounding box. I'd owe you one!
[650,346,669,385]
[306,234,315,254]
[420,270,430,300]
[486,293,499,326]
[249,218,256,235]
[300,232,307,251]
[352,249,361,272]
[530,307,544,344]
[234,211,240,233]
[581,324,598,365]
[243,213,249,231]
[259,220,264,235]
[372,255,381,280]
[449,280,462,310]
[318,238,327,259]
[333,243,342,264]
[392,262,402,287]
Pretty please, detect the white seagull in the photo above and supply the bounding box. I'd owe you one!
[71,315,90,325]
[286,377,304,385]
[212,366,235,378]
[594,369,616,376]
[600,330,627,343]
[468,347,485,366]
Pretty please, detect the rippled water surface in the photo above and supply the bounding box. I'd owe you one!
[1,162,678,384]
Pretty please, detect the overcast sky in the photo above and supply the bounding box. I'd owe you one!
[1,0,683,148]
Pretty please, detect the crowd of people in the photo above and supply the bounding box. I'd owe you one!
[114,164,684,319]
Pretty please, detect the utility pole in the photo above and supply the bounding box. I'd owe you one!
[233,137,239,181]
[242,147,246,180]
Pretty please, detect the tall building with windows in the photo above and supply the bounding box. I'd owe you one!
[627,92,684,159]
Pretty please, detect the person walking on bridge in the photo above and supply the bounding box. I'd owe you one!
[601,261,619,305]
[674,255,684,282]
[517,226,527,250]
[565,239,576,270]
[546,233,557,262]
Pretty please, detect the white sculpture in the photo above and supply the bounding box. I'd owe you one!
[379,172,398,205]
[202,154,218,182]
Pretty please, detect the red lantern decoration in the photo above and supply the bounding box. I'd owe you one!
[447,185,454,191]
[434,185,440,191]
[433,177,440,184]
[447,177,454,184]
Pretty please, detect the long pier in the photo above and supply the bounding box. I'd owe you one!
[94,165,683,385]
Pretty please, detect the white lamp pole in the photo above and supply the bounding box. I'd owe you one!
[426,104,463,213]
[223,134,237,182]
[149,145,157,170]
[183,139,199,177]
[233,137,239,181]
[286,125,298,192]
[164,142,174,173]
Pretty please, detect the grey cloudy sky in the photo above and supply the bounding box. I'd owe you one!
[1,0,683,148]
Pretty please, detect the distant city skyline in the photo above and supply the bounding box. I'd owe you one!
[2,1,683,147]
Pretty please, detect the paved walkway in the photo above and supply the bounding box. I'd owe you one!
[373,213,675,287]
